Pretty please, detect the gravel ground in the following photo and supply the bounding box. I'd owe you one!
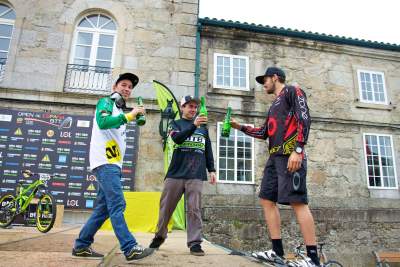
[0,225,269,267]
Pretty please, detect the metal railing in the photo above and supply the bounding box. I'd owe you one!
[0,58,7,82]
[64,64,113,94]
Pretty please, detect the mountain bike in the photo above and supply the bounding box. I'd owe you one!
[0,170,57,233]
[287,243,343,267]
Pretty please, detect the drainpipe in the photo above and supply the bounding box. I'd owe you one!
[194,21,201,97]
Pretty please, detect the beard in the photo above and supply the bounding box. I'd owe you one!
[265,82,276,94]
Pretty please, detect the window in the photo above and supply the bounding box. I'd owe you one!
[72,14,116,69]
[357,70,388,104]
[363,134,398,189]
[214,53,249,90]
[217,122,254,183]
[0,3,16,80]
[66,14,117,93]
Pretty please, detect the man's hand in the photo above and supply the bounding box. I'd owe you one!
[230,118,241,129]
[209,172,216,185]
[194,116,208,127]
[129,106,145,118]
[287,151,302,173]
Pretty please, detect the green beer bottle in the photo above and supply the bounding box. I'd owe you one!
[198,96,207,126]
[136,96,146,126]
[221,107,232,137]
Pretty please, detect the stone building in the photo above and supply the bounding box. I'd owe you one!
[198,18,400,266]
[0,0,399,266]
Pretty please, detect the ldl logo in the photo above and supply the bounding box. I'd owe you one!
[67,199,79,207]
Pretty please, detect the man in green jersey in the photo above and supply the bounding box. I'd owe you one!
[72,73,154,261]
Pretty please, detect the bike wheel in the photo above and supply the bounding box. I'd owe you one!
[0,194,17,228]
[36,193,56,233]
[324,260,344,267]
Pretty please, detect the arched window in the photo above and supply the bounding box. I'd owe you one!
[0,3,16,80]
[65,14,117,93]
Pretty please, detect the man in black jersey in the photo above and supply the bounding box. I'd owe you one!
[149,95,216,256]
[231,67,321,266]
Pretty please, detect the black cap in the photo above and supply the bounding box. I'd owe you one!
[115,73,139,88]
[255,67,286,84]
[180,95,200,106]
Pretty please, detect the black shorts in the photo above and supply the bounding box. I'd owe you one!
[259,155,308,205]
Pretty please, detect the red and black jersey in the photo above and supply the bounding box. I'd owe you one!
[241,85,311,156]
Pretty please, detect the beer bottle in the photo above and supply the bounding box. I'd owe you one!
[198,96,207,125]
[136,96,146,126]
[221,107,232,137]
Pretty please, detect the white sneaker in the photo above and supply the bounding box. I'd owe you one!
[287,258,320,267]
[251,249,285,264]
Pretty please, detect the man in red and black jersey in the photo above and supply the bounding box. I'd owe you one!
[231,67,320,266]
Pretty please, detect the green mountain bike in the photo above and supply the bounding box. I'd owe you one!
[0,170,57,233]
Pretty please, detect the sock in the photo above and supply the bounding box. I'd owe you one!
[306,245,320,266]
[271,239,284,257]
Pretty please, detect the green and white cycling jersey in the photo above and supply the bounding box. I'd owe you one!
[89,96,130,171]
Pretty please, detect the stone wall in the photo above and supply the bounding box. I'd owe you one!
[202,206,400,267]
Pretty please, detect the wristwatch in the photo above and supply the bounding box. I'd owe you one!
[295,146,303,154]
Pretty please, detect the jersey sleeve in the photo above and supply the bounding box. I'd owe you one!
[287,86,311,147]
[240,117,269,140]
[169,120,197,144]
[95,97,128,130]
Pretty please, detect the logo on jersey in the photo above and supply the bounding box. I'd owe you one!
[268,117,277,136]
[105,139,121,163]
[175,134,206,150]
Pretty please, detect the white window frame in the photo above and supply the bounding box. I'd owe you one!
[0,4,16,80]
[357,69,388,105]
[69,14,117,68]
[213,53,250,91]
[216,122,255,184]
[363,133,398,189]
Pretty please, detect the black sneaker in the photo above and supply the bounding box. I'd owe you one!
[72,247,104,259]
[190,244,205,256]
[149,236,165,249]
[125,244,155,261]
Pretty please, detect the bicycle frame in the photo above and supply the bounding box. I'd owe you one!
[15,178,47,214]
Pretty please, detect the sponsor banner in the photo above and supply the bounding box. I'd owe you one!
[0,109,139,210]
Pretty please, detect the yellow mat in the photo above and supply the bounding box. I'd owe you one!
[100,192,173,233]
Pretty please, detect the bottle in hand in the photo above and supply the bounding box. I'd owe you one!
[136,96,146,126]
[221,107,232,137]
[198,96,207,125]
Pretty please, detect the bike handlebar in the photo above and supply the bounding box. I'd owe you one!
[21,170,53,180]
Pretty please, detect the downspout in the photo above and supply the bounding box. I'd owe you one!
[194,20,201,97]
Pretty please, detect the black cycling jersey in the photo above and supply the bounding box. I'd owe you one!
[241,85,311,156]
[166,118,215,180]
